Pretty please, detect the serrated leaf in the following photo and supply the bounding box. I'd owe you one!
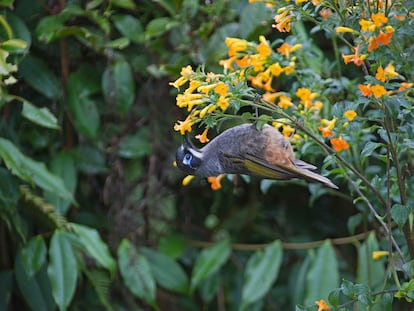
[19,55,62,99]
[117,239,157,307]
[140,247,190,294]
[21,236,47,278]
[391,204,410,228]
[71,223,116,274]
[304,240,339,305]
[47,231,78,311]
[190,239,231,292]
[21,101,60,130]
[102,60,135,114]
[240,240,283,310]
[0,138,74,202]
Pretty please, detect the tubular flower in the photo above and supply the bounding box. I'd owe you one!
[185,80,203,94]
[335,26,355,33]
[318,118,336,138]
[174,114,195,135]
[331,136,349,152]
[195,127,210,143]
[272,9,292,32]
[358,84,373,96]
[371,84,387,98]
[372,251,389,260]
[319,8,332,19]
[269,63,284,76]
[217,96,230,110]
[341,45,367,66]
[176,93,207,111]
[225,37,249,57]
[315,300,331,311]
[169,65,194,90]
[182,175,195,186]
[257,36,272,57]
[277,42,302,58]
[208,174,225,190]
[296,87,318,109]
[263,91,280,103]
[214,82,229,96]
[368,31,393,52]
[398,82,413,92]
[199,104,217,118]
[344,110,357,121]
[359,19,376,32]
[278,95,293,109]
[372,13,388,27]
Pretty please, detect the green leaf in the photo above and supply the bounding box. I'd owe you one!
[140,247,190,294]
[102,59,135,114]
[198,272,219,303]
[0,0,14,9]
[118,129,151,159]
[117,239,157,307]
[361,142,384,157]
[75,145,108,174]
[240,241,283,310]
[0,270,13,309]
[0,138,74,202]
[190,239,231,292]
[391,204,411,228]
[47,231,78,311]
[71,223,116,274]
[67,70,100,139]
[21,236,47,278]
[158,234,186,259]
[15,251,55,311]
[145,17,178,38]
[328,288,341,307]
[356,232,385,291]
[304,240,339,305]
[113,15,144,43]
[110,0,136,9]
[43,151,77,215]
[105,37,130,49]
[1,38,28,52]
[19,55,62,99]
[21,101,60,130]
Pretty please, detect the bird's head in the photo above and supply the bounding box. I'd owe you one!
[175,135,203,174]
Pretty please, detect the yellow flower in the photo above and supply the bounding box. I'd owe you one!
[199,104,217,118]
[198,83,218,94]
[344,110,357,121]
[313,100,323,110]
[277,43,302,58]
[296,87,317,109]
[315,299,331,311]
[359,19,376,32]
[256,36,272,57]
[372,12,388,27]
[371,84,387,98]
[272,9,292,32]
[284,62,295,75]
[214,82,229,96]
[341,45,367,66]
[375,66,386,82]
[335,26,355,33]
[269,63,284,76]
[376,64,397,82]
[195,127,210,143]
[225,37,249,57]
[217,96,230,110]
[318,118,337,137]
[330,136,349,152]
[207,174,225,190]
[182,175,195,186]
[282,124,295,138]
[176,93,206,111]
[185,80,202,94]
[372,251,389,260]
[398,82,413,92]
[174,114,195,135]
[278,95,293,109]
[263,92,280,103]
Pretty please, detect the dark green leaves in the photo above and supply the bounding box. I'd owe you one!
[21,101,60,130]
[118,129,151,159]
[21,236,47,278]
[240,240,283,310]
[391,204,411,228]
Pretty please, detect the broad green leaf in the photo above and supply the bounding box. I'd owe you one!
[190,239,231,292]
[21,101,60,130]
[198,272,219,303]
[0,138,74,202]
[158,234,186,259]
[118,129,151,159]
[47,231,78,311]
[21,235,47,278]
[71,223,116,274]
[304,240,339,305]
[145,17,178,37]
[67,70,100,139]
[391,204,411,228]
[0,0,14,9]
[75,145,108,174]
[19,55,62,99]
[15,251,55,311]
[140,247,190,294]
[291,253,311,308]
[361,142,384,157]
[113,15,144,43]
[357,233,385,291]
[44,151,77,215]
[105,37,130,49]
[240,240,283,310]
[6,11,31,52]
[1,38,28,52]
[102,60,135,114]
[117,239,157,307]
[110,0,136,9]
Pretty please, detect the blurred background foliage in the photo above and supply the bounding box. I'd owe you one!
[0,0,413,310]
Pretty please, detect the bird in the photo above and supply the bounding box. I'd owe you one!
[175,123,338,189]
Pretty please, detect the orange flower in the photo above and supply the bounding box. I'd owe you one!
[319,8,332,19]
[331,136,349,152]
[359,19,376,32]
[318,126,334,138]
[195,127,210,143]
[344,110,357,121]
[272,10,292,32]
[208,174,225,190]
[214,82,229,96]
[358,84,373,96]
[371,84,387,98]
[278,95,293,109]
[341,45,367,66]
[368,31,393,52]
[263,92,280,104]
[398,82,413,91]
[277,43,302,58]
[318,118,336,138]
[315,300,331,311]
[257,36,272,57]
[372,13,388,27]
[225,37,248,57]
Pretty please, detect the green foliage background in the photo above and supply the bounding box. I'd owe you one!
[0,0,413,310]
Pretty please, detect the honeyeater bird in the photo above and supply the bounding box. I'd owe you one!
[176,123,338,189]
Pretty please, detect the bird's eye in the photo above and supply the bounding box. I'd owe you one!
[183,153,193,165]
